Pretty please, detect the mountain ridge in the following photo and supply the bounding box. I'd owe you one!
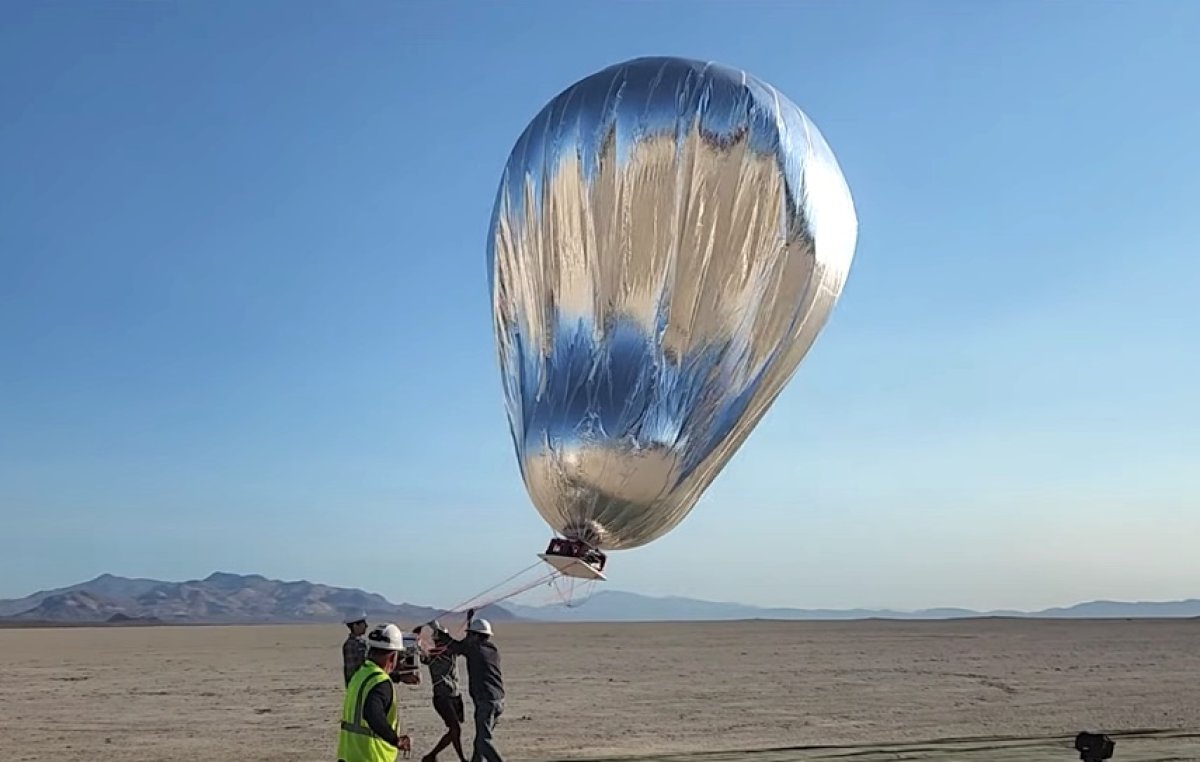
[0,572,516,625]
[502,589,1200,621]
[4,575,1195,625]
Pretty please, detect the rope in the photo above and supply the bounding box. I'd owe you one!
[547,575,599,609]
[416,551,602,633]
[439,561,542,615]
[419,560,559,629]
[459,567,561,612]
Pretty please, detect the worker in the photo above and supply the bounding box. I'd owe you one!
[343,611,369,686]
[337,623,411,762]
[442,615,505,762]
[413,620,467,762]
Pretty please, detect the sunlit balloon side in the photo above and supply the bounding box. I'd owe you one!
[487,56,858,574]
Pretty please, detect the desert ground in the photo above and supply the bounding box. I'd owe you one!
[0,618,1197,761]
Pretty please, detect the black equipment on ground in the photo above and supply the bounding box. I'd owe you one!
[1074,731,1115,762]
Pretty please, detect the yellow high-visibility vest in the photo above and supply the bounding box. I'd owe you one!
[337,661,399,762]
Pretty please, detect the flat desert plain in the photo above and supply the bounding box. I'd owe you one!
[1,619,1197,761]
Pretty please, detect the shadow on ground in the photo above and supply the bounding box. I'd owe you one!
[549,729,1200,762]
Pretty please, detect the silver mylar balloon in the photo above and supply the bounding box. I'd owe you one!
[488,56,857,552]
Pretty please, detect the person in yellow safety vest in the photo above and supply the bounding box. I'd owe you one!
[337,623,411,762]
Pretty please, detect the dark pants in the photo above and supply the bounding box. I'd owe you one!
[470,699,503,762]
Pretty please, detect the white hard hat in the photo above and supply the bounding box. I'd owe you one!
[343,611,368,625]
[467,618,493,636]
[365,623,406,651]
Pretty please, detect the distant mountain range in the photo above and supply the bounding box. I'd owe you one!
[0,573,514,625]
[2,574,1196,625]
[503,590,1200,621]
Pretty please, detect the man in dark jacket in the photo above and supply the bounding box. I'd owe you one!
[442,616,504,762]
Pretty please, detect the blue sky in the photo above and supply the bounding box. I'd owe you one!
[2,1,1197,611]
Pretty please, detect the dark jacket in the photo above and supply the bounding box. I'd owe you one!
[446,635,504,703]
[361,678,403,747]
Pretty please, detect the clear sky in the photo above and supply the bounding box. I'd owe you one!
[2,1,1198,612]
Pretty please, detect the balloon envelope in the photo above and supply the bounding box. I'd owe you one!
[488,56,857,551]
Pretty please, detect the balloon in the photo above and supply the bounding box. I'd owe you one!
[487,56,858,552]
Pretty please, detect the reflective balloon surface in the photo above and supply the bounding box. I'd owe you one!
[488,57,858,551]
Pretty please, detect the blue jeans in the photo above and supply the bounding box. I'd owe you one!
[470,699,504,762]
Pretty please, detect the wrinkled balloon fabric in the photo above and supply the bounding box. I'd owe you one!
[488,57,858,552]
